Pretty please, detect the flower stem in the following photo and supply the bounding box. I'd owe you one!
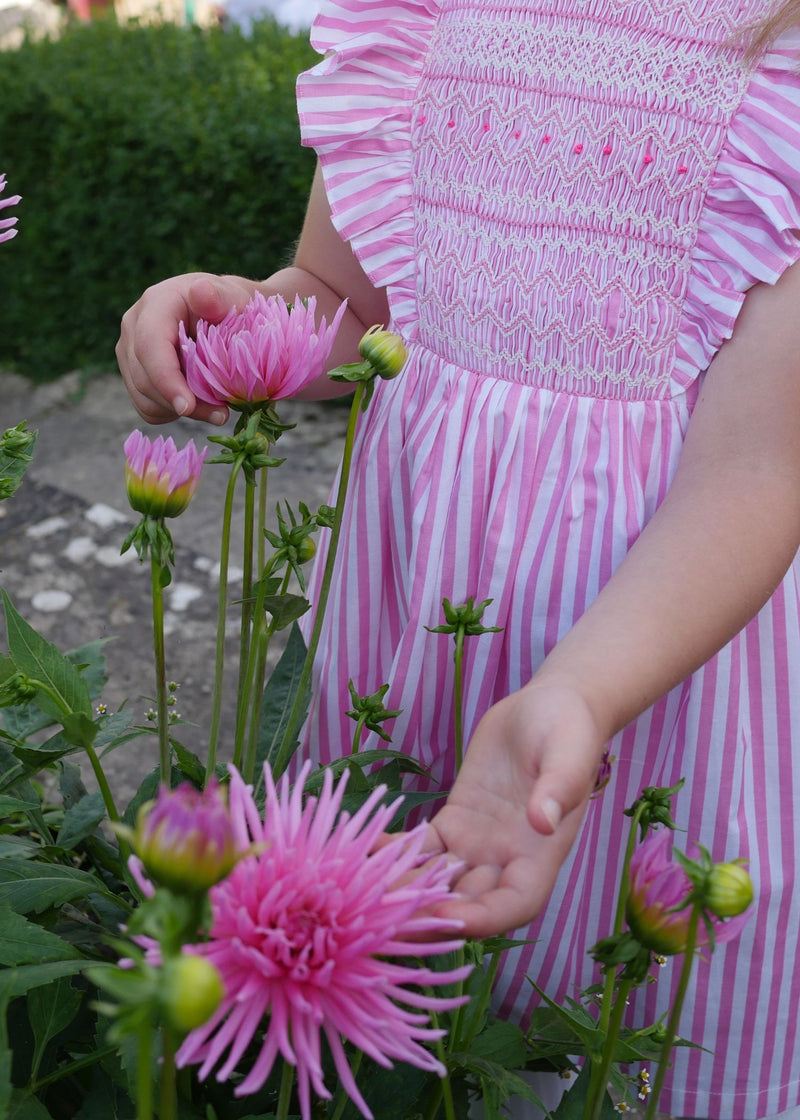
[240,567,287,782]
[598,805,644,1034]
[136,1016,154,1120]
[150,553,170,785]
[159,1022,177,1120]
[453,625,465,773]
[643,905,701,1120]
[206,457,243,783]
[257,462,268,575]
[331,1050,363,1120]
[275,1060,295,1120]
[586,977,635,1120]
[273,383,365,776]
[236,471,256,727]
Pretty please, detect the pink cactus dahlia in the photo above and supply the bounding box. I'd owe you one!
[179,292,347,408]
[176,763,470,1120]
[124,430,207,519]
[0,175,21,244]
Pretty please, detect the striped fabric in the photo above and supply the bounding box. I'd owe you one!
[296,1,800,1115]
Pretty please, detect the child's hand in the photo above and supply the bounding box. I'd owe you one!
[116,273,254,426]
[426,679,606,938]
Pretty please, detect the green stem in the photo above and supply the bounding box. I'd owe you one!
[206,457,243,783]
[257,463,268,576]
[159,1022,177,1120]
[273,383,365,776]
[586,977,635,1120]
[136,1015,154,1120]
[351,715,367,755]
[84,740,121,825]
[275,1061,295,1120]
[330,1050,363,1120]
[150,554,170,785]
[598,806,644,1034]
[29,678,122,826]
[236,472,256,726]
[453,626,465,773]
[32,1044,118,1092]
[643,906,701,1120]
[241,567,290,780]
[425,1015,456,1120]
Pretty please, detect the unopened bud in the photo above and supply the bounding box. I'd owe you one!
[162,954,224,1031]
[705,861,753,919]
[358,326,407,380]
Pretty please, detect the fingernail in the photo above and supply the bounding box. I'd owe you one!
[209,410,227,426]
[541,797,562,832]
[173,394,189,415]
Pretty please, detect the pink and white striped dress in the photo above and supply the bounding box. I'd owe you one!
[296,1,800,1114]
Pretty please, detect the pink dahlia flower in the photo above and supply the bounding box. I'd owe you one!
[132,780,239,894]
[179,292,347,408]
[626,828,751,956]
[124,430,207,519]
[0,174,21,244]
[176,763,470,1120]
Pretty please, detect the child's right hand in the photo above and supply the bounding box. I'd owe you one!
[116,273,256,426]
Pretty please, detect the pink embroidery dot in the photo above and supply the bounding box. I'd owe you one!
[483,123,490,131]
[677,165,688,174]
[447,120,455,128]
[543,134,551,143]
[602,145,612,155]
[420,115,427,123]
[574,143,583,154]
[514,131,521,139]
[643,154,654,164]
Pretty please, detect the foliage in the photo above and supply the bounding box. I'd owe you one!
[0,18,317,379]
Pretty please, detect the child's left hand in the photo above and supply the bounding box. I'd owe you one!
[425,678,606,938]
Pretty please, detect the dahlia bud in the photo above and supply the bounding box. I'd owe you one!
[162,954,224,1032]
[133,781,238,894]
[123,430,206,520]
[358,326,408,380]
[705,861,753,919]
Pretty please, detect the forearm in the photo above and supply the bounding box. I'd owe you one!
[533,261,800,743]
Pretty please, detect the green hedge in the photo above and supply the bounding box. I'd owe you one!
[0,18,318,379]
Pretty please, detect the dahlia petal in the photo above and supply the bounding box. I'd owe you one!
[325,1026,374,1120]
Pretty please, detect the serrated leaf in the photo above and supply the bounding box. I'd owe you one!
[56,791,107,850]
[0,862,102,915]
[28,977,83,1080]
[1,592,91,721]
[6,1092,53,1120]
[0,961,86,1002]
[449,1052,551,1116]
[60,712,98,749]
[0,907,82,965]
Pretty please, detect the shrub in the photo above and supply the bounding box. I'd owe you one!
[0,18,318,379]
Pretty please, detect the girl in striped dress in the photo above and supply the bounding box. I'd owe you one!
[118,1,800,1113]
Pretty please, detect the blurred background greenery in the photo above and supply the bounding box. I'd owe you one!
[0,17,318,380]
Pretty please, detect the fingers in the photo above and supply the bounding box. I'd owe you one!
[526,743,599,836]
[116,274,240,426]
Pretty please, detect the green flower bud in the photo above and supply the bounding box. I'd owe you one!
[162,954,224,1031]
[295,536,316,564]
[358,326,408,380]
[0,671,39,706]
[1,423,35,460]
[705,861,753,919]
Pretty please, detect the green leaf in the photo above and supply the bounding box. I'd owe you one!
[1,592,91,722]
[12,729,81,769]
[547,1059,617,1120]
[0,861,102,915]
[259,623,310,774]
[448,1052,551,1117]
[529,984,605,1054]
[28,977,83,1080]
[261,594,310,631]
[60,712,99,749]
[0,907,82,965]
[0,961,87,1002]
[0,795,39,820]
[6,1092,53,1120]
[469,1019,528,1068]
[66,639,110,701]
[56,791,106,850]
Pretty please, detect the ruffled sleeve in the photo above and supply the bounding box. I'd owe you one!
[296,0,439,336]
[676,27,800,381]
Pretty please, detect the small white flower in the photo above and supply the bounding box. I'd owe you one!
[95,703,108,716]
